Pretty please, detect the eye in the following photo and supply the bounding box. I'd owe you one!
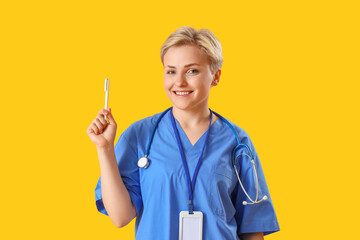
[167,70,175,74]
[187,69,198,74]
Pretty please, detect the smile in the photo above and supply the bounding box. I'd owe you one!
[174,91,193,96]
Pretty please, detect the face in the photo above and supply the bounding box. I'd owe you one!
[163,45,221,112]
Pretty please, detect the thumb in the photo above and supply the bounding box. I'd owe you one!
[106,108,116,125]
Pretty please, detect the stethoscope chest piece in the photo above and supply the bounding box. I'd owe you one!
[138,156,150,168]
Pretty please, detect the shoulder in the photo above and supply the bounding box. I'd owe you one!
[213,112,259,159]
[121,109,169,139]
[213,111,251,139]
[114,109,169,153]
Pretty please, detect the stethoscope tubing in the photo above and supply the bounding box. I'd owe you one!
[140,107,267,205]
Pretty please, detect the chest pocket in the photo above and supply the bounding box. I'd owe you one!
[209,157,238,221]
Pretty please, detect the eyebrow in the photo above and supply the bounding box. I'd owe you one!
[166,63,200,68]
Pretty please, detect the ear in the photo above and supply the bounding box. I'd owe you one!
[211,69,221,87]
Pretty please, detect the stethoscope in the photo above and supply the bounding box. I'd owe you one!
[137,107,267,205]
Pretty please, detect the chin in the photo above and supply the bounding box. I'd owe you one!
[172,103,198,112]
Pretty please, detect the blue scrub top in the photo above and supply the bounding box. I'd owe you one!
[95,109,280,239]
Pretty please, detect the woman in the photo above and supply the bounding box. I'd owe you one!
[87,26,279,239]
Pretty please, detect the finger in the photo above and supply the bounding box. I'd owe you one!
[94,118,105,133]
[91,122,100,135]
[87,125,95,135]
[98,109,110,123]
[98,108,109,116]
[96,114,108,126]
[105,108,116,125]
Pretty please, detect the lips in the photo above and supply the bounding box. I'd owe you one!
[173,91,193,96]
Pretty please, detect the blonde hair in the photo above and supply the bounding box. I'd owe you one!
[160,26,223,74]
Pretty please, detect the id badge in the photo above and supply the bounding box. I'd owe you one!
[179,211,203,240]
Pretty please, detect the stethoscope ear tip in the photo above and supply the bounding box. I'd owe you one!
[242,195,268,205]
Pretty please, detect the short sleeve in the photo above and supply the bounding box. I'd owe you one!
[95,125,143,216]
[232,131,280,236]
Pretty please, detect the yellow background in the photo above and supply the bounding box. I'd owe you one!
[1,0,359,239]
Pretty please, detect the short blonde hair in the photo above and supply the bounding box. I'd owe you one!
[160,26,223,74]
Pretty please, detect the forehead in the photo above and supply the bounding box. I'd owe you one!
[164,45,210,67]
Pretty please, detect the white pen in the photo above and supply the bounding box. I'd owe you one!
[104,78,109,120]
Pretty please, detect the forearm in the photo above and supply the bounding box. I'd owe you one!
[240,232,264,240]
[97,146,137,227]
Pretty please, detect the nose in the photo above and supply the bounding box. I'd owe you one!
[174,72,187,87]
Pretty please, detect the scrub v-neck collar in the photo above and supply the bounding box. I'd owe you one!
[165,110,219,154]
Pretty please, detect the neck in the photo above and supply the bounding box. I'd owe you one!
[172,105,211,129]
